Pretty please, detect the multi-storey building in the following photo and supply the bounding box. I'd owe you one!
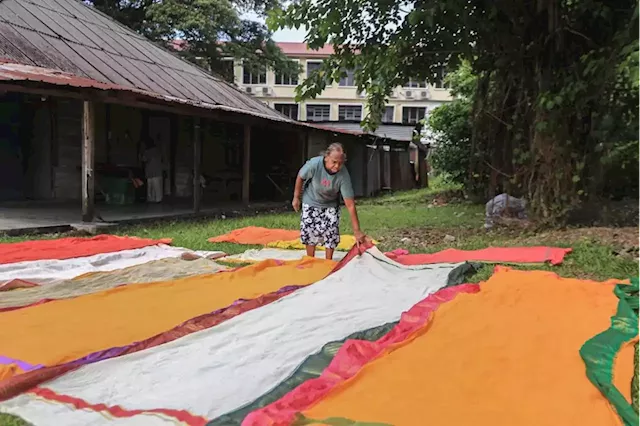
[227,42,453,125]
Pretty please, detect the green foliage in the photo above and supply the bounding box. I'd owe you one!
[87,0,153,34]
[428,100,472,186]
[426,61,474,186]
[87,0,298,82]
[270,0,639,223]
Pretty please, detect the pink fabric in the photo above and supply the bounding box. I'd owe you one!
[386,246,572,266]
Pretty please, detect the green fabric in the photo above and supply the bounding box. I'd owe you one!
[445,262,481,287]
[292,413,393,426]
[209,322,397,426]
[580,277,639,426]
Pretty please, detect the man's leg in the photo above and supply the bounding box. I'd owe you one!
[301,204,317,258]
[325,248,334,260]
[324,206,340,261]
[306,245,316,258]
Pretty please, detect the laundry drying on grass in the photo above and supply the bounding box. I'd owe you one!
[0,257,228,311]
[0,255,334,379]
[0,231,635,426]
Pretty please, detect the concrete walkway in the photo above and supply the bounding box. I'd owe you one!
[0,201,287,234]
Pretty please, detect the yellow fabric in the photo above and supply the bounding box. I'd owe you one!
[304,268,628,426]
[0,257,334,379]
[267,235,377,251]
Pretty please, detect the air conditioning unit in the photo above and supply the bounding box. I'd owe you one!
[262,87,272,96]
[389,92,398,99]
[245,87,252,94]
[405,90,413,98]
[420,90,429,99]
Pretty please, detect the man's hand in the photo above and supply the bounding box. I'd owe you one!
[354,229,367,245]
[292,196,301,212]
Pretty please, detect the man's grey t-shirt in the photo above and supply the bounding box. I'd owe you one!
[299,156,354,208]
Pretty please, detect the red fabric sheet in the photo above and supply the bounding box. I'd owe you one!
[0,279,39,291]
[30,387,207,426]
[386,246,572,266]
[244,283,480,425]
[0,235,172,265]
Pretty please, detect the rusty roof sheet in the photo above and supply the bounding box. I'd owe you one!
[276,42,335,57]
[0,0,292,123]
[0,60,378,141]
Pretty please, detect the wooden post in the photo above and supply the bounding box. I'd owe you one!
[193,117,202,213]
[169,114,178,198]
[299,130,308,163]
[242,123,251,204]
[82,100,95,222]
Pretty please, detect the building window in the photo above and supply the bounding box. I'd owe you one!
[219,58,235,82]
[338,105,362,121]
[274,103,299,120]
[402,107,426,125]
[382,106,395,123]
[306,104,331,121]
[403,79,427,88]
[433,67,447,89]
[275,67,299,85]
[339,69,356,87]
[242,63,266,85]
[306,61,322,78]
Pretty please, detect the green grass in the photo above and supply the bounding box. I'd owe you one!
[0,182,637,426]
[0,415,28,426]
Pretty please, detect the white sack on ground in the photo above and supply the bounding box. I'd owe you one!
[0,245,225,285]
[223,248,347,263]
[0,247,461,425]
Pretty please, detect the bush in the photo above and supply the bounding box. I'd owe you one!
[428,99,472,186]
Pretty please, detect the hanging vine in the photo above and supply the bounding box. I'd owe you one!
[269,0,638,224]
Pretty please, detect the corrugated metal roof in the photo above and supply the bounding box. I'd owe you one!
[0,60,302,124]
[0,0,292,123]
[312,122,416,143]
[305,122,366,136]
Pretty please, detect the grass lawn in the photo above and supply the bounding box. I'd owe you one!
[0,178,637,425]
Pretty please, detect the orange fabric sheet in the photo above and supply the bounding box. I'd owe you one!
[300,268,628,426]
[0,235,171,265]
[208,227,299,245]
[0,365,23,382]
[0,257,334,380]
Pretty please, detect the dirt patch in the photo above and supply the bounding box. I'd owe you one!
[428,189,466,207]
[377,225,639,258]
[376,226,484,250]
[509,227,639,258]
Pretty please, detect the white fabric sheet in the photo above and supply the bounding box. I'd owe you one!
[0,247,461,425]
[223,247,347,263]
[0,245,225,285]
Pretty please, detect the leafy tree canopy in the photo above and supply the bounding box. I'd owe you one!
[269,0,639,223]
[86,0,298,82]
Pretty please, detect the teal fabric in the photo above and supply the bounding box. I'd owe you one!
[300,156,354,207]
